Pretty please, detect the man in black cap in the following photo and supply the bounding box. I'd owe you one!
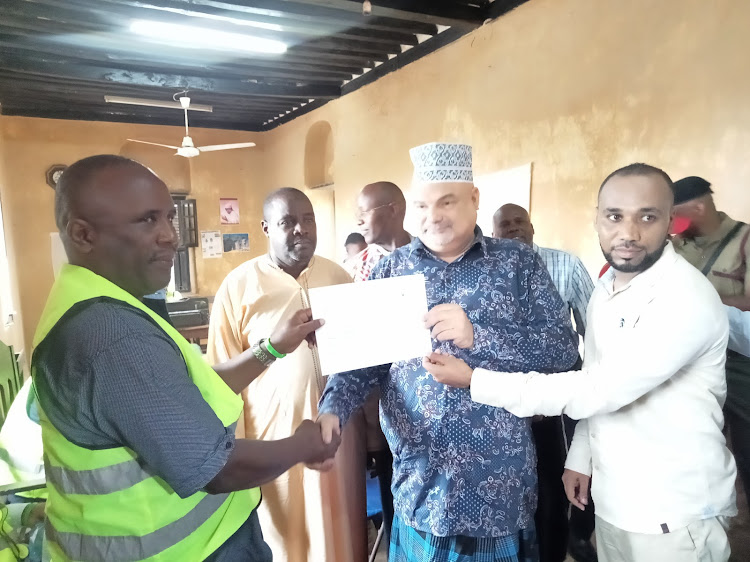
[672,175,750,512]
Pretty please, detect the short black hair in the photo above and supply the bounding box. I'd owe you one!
[599,163,675,199]
[55,154,143,233]
[262,187,310,221]
[345,232,366,246]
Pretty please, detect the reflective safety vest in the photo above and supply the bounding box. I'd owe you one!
[31,264,260,561]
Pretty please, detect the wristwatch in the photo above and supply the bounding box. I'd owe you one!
[251,339,276,367]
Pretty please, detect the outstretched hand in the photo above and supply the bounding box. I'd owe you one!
[269,308,324,354]
[423,351,473,388]
[306,413,342,472]
[294,418,340,472]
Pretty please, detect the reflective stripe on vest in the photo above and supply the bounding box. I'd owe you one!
[46,492,229,561]
[44,457,152,495]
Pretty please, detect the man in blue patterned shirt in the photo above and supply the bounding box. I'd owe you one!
[317,143,579,562]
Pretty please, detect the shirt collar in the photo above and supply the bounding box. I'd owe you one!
[409,226,488,261]
[265,254,316,280]
[599,241,678,296]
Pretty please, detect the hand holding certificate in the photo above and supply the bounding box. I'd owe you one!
[308,274,433,376]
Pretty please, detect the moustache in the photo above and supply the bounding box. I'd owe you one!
[612,242,645,251]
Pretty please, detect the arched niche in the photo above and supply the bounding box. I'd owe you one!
[304,121,334,188]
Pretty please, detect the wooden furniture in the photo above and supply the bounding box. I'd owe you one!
[177,325,209,345]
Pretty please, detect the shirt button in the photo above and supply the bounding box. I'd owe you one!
[590,433,596,439]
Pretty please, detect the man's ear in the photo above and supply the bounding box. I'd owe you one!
[67,218,96,254]
[261,220,270,237]
[472,186,480,210]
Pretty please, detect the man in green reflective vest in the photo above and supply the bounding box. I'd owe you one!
[31,155,341,561]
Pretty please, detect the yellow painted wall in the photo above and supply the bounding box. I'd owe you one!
[0,116,265,351]
[261,0,750,270]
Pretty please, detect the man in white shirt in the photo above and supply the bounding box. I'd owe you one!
[424,163,737,561]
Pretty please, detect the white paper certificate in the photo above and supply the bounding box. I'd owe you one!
[308,274,433,376]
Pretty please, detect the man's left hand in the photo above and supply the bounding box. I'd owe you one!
[424,303,474,348]
[423,351,473,388]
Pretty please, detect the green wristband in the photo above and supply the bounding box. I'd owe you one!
[265,339,287,359]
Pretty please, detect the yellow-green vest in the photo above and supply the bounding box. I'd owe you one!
[31,264,260,561]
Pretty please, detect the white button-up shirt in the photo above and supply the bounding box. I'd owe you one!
[472,242,737,533]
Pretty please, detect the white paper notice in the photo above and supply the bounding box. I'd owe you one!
[201,230,223,259]
[308,274,433,376]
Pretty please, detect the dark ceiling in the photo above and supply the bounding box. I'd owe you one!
[0,0,528,132]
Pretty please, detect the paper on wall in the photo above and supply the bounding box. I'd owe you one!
[201,230,223,259]
[474,163,532,235]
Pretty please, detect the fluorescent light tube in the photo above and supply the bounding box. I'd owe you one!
[130,19,287,54]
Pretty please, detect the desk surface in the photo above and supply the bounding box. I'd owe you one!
[176,325,209,340]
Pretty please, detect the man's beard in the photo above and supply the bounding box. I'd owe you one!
[602,240,667,274]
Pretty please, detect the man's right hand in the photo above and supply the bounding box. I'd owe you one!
[269,308,324,354]
[562,468,590,511]
[304,413,342,472]
[294,419,340,470]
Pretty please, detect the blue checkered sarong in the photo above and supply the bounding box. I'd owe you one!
[388,516,539,562]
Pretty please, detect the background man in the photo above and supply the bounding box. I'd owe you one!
[427,164,738,562]
[318,143,579,562]
[208,187,370,562]
[351,181,412,282]
[671,175,750,511]
[33,156,338,562]
[493,203,596,562]
[344,232,367,258]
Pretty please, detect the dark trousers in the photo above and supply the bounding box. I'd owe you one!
[724,351,750,505]
[725,352,750,509]
[533,416,596,562]
[532,417,569,562]
[371,448,395,545]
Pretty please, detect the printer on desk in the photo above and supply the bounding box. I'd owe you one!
[166,297,210,328]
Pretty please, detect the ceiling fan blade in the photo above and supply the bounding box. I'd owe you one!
[197,142,257,152]
[126,139,180,149]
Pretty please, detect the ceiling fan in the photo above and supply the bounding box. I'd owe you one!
[116,94,256,158]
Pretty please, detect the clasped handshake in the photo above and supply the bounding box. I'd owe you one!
[271,302,476,472]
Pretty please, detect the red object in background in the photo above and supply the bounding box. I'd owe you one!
[670,216,691,235]
[599,263,610,278]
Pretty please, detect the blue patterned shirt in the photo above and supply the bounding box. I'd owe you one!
[319,228,579,538]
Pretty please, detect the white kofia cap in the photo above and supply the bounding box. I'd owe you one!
[409,142,473,184]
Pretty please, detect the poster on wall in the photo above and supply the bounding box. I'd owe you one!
[201,230,223,259]
[223,233,250,253]
[219,198,240,224]
[474,163,532,236]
